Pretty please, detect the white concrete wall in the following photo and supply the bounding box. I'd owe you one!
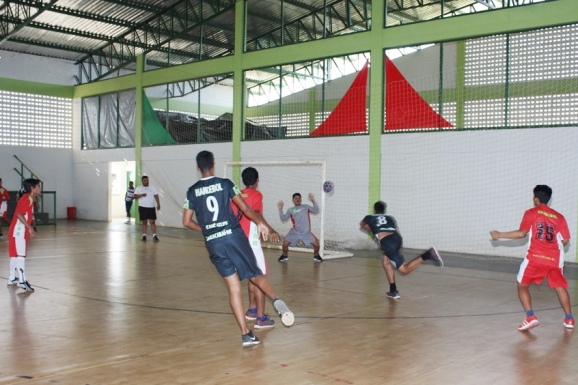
[0,50,77,85]
[0,146,73,219]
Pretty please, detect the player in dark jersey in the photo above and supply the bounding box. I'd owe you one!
[360,201,443,299]
[491,185,574,331]
[182,151,294,347]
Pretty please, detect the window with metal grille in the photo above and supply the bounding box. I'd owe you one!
[0,91,72,148]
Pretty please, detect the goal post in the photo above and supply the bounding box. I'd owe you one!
[223,160,352,259]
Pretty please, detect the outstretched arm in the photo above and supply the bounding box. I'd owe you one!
[278,200,290,221]
[309,193,319,214]
[490,229,528,240]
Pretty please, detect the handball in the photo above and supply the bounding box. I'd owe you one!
[323,181,334,193]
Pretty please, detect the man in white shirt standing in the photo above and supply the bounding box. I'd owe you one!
[134,176,161,242]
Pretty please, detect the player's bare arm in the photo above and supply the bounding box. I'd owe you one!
[490,229,528,240]
[182,208,202,232]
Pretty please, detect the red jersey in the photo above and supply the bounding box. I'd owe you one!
[9,194,35,240]
[235,188,263,237]
[519,204,570,268]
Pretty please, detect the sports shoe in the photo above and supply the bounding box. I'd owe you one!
[563,318,575,329]
[313,255,323,263]
[254,315,276,329]
[278,254,288,262]
[241,331,260,347]
[518,315,539,331]
[245,309,257,321]
[273,298,294,327]
[125,220,131,224]
[19,281,35,292]
[386,290,401,299]
[153,235,159,242]
[7,277,19,286]
[427,247,444,267]
[141,235,147,242]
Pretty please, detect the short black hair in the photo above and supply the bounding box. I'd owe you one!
[533,185,552,204]
[374,201,386,214]
[196,150,214,172]
[141,175,148,181]
[241,167,258,187]
[292,193,301,199]
[22,178,41,193]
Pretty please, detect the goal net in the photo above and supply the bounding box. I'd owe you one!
[223,160,353,259]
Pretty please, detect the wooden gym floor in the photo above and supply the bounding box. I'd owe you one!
[0,220,577,385]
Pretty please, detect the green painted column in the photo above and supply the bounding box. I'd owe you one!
[367,0,385,209]
[231,0,245,164]
[135,55,144,226]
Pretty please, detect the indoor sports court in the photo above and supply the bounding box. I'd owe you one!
[1,0,578,384]
[0,220,577,384]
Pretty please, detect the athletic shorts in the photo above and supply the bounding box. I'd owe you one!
[9,237,27,257]
[517,259,568,288]
[125,200,134,213]
[0,201,7,218]
[206,231,263,280]
[284,228,318,247]
[379,232,405,269]
[247,222,267,274]
[138,206,157,220]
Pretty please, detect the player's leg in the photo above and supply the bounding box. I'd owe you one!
[382,255,399,299]
[223,273,260,346]
[517,282,539,330]
[245,281,258,320]
[398,256,424,275]
[249,275,294,326]
[516,261,540,331]
[278,235,291,262]
[311,237,322,262]
[10,238,34,292]
[548,268,574,328]
[7,256,19,285]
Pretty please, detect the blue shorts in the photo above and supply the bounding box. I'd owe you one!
[206,231,263,280]
[379,232,405,269]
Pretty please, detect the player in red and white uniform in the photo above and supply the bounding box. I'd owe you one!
[491,184,574,331]
[7,178,41,292]
[234,167,275,330]
[0,178,11,237]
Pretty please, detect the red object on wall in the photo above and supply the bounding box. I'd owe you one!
[310,62,369,136]
[385,56,453,131]
[310,57,453,136]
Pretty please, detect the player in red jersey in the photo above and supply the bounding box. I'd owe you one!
[7,178,41,292]
[0,178,11,237]
[234,167,275,329]
[491,185,574,331]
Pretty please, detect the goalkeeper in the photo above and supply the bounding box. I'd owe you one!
[277,192,322,263]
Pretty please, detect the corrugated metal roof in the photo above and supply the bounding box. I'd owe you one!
[0,0,550,84]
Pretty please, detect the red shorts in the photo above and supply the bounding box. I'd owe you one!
[517,259,567,288]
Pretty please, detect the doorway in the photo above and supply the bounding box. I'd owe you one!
[109,161,136,222]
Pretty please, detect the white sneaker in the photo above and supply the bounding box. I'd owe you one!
[273,298,294,327]
[19,281,35,292]
[7,277,19,286]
